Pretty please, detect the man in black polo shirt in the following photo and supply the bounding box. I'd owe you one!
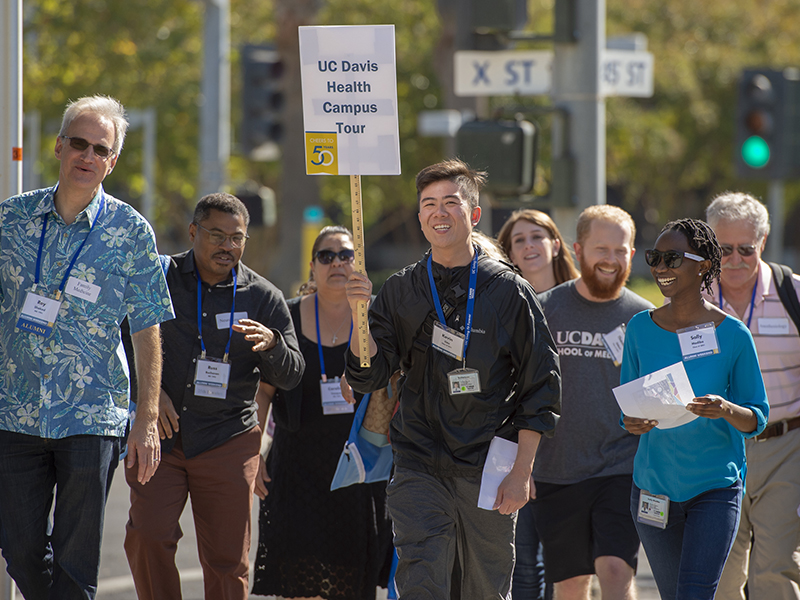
[124,193,304,600]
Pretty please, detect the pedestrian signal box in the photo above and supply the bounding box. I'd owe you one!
[456,120,537,196]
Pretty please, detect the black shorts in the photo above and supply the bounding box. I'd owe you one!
[530,474,640,583]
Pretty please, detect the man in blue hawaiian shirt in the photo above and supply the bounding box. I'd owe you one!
[0,95,174,600]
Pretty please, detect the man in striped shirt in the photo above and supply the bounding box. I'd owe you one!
[708,192,800,600]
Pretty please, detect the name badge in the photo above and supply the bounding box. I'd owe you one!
[637,489,669,529]
[676,322,719,361]
[601,324,626,366]
[216,311,249,329]
[448,368,481,395]
[431,321,465,361]
[65,276,101,303]
[320,377,354,415]
[17,291,61,337]
[758,317,790,335]
[194,357,231,399]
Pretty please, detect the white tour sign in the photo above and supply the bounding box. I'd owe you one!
[299,25,401,176]
[454,49,654,98]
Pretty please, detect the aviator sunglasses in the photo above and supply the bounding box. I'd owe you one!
[719,244,757,257]
[645,249,704,269]
[60,135,115,159]
[314,249,355,264]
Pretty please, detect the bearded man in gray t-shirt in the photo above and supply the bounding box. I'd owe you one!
[530,206,654,600]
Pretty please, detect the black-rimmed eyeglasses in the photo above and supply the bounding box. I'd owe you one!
[645,249,704,269]
[60,136,115,160]
[195,223,249,248]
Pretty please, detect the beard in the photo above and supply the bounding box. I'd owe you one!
[580,259,631,300]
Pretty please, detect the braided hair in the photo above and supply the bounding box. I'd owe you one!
[660,218,721,295]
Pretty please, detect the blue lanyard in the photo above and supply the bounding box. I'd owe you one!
[34,197,106,299]
[315,293,352,381]
[196,265,237,362]
[718,280,757,328]
[427,248,479,364]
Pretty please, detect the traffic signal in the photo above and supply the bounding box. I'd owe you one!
[456,119,537,196]
[237,185,276,227]
[735,68,800,179]
[241,45,284,159]
[469,0,526,32]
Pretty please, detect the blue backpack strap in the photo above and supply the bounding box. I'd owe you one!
[158,254,171,277]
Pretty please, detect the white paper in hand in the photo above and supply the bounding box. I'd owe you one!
[478,436,518,510]
[613,361,698,429]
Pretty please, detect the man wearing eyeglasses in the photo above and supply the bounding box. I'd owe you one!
[708,193,800,600]
[0,95,175,599]
[124,192,304,600]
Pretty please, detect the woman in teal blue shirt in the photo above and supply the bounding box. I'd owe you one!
[621,218,768,600]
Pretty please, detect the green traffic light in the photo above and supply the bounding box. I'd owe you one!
[741,135,771,168]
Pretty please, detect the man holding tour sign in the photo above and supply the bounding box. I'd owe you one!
[300,26,561,598]
[344,159,561,599]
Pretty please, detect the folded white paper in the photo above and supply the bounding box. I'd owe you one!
[613,361,698,429]
[478,436,519,510]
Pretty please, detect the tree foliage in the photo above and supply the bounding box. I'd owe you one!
[24,0,208,247]
[21,0,800,258]
[605,0,800,232]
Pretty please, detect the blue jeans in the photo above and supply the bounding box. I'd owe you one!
[0,430,121,600]
[513,502,550,600]
[630,479,742,600]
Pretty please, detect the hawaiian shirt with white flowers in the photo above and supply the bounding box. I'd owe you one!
[0,186,174,439]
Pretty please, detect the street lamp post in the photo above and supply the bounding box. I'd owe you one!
[198,0,230,197]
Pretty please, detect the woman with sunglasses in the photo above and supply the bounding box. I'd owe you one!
[252,226,392,600]
[620,219,768,600]
[496,210,578,600]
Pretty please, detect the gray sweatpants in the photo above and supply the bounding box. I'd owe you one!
[387,466,516,599]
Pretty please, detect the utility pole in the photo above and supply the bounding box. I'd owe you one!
[128,108,157,224]
[23,111,41,192]
[550,0,606,241]
[198,0,230,197]
[1,2,21,596]
[766,180,785,263]
[1,0,23,203]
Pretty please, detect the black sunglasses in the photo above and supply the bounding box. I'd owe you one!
[60,135,115,159]
[645,249,704,269]
[719,244,757,257]
[314,249,355,265]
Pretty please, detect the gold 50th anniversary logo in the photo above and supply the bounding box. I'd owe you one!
[305,132,338,175]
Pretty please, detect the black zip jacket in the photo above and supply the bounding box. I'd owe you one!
[346,250,561,477]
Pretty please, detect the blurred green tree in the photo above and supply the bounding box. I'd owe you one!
[21,0,800,269]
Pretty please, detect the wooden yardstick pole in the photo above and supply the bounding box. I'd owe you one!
[350,174,370,367]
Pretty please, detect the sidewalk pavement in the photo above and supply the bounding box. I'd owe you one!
[11,467,647,599]
[90,472,662,599]
[0,469,662,600]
